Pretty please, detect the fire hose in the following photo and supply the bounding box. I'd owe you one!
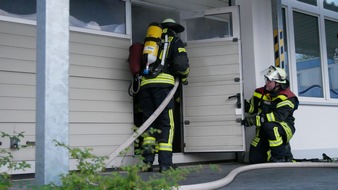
[176,162,338,190]
[105,78,179,166]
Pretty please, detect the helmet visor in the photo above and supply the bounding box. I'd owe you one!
[264,66,285,83]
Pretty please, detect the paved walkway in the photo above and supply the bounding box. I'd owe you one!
[11,162,338,189]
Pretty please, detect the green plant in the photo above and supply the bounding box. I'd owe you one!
[0,132,31,190]
[47,140,199,190]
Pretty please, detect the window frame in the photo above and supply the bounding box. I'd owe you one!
[282,0,338,105]
[0,0,131,38]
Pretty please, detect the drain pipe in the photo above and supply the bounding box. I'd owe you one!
[177,162,338,190]
[105,78,179,166]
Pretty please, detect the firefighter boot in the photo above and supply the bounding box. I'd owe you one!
[285,143,294,162]
[270,144,286,162]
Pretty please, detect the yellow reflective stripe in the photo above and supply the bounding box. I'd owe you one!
[141,73,174,86]
[143,137,156,145]
[274,94,288,101]
[253,92,269,101]
[178,47,186,53]
[280,121,293,142]
[253,91,263,99]
[178,67,190,75]
[168,109,175,144]
[266,112,275,122]
[256,115,261,127]
[159,143,172,151]
[251,136,260,147]
[267,150,271,162]
[248,98,255,113]
[277,100,295,109]
[269,127,283,147]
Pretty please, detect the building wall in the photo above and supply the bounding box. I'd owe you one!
[238,0,338,160]
[0,19,133,172]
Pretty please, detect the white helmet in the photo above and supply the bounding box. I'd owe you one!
[264,65,287,84]
[161,18,185,33]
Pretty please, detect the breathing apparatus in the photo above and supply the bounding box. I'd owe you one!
[142,22,163,75]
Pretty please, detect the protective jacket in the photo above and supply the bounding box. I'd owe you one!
[245,84,299,128]
[140,29,190,88]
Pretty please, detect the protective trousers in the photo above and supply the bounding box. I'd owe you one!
[249,121,294,163]
[139,87,175,167]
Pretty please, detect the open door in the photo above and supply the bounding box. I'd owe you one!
[182,6,245,152]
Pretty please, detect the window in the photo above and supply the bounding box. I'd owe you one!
[186,14,232,41]
[131,4,180,43]
[324,0,338,12]
[297,0,317,6]
[0,0,126,34]
[325,19,338,99]
[293,11,323,98]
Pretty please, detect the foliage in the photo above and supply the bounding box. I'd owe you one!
[41,140,198,190]
[0,132,31,190]
[1,131,204,190]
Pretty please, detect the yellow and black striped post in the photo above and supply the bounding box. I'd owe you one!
[272,0,285,69]
[274,29,285,68]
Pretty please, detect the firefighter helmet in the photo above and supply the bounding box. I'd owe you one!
[264,65,287,84]
[161,18,185,33]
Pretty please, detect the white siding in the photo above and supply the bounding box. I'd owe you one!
[0,20,133,163]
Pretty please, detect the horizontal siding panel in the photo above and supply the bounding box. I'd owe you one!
[70,54,127,69]
[183,115,239,123]
[185,105,235,117]
[79,146,133,157]
[71,77,129,91]
[185,136,243,147]
[189,64,239,77]
[0,32,36,48]
[188,74,238,83]
[70,43,128,60]
[71,100,132,112]
[188,44,238,57]
[0,123,35,135]
[0,84,35,97]
[184,84,239,97]
[70,135,130,146]
[184,95,227,107]
[0,97,35,110]
[185,125,242,136]
[70,32,130,48]
[70,112,132,123]
[70,65,130,80]
[70,123,132,135]
[8,148,35,161]
[0,46,35,61]
[0,21,36,37]
[184,145,244,152]
[0,110,35,122]
[0,71,35,85]
[71,88,130,102]
[189,54,239,67]
[0,58,35,73]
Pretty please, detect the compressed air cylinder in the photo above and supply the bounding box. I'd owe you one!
[143,22,162,75]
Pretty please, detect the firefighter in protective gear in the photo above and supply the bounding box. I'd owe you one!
[242,65,299,163]
[139,18,190,172]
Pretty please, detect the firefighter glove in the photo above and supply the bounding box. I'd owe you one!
[241,116,256,127]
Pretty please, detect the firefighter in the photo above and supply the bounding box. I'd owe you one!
[139,18,190,172]
[242,65,299,163]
